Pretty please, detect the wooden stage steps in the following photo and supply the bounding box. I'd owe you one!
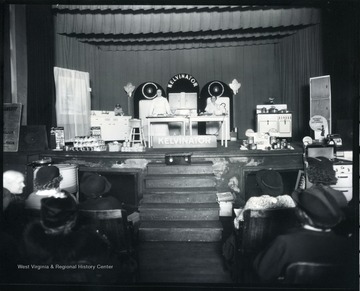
[139,161,222,242]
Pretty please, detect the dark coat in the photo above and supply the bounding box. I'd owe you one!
[21,221,122,284]
[2,188,27,240]
[253,227,353,282]
[79,196,122,210]
[0,230,21,283]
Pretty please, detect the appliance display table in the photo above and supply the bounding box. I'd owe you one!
[147,116,188,147]
[188,115,228,147]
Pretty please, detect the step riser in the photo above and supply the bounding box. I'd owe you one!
[140,209,219,221]
[144,188,217,195]
[147,165,213,175]
[139,228,222,242]
[145,178,216,188]
[141,193,217,204]
[141,162,221,242]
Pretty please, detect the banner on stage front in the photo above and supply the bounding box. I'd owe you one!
[153,135,217,148]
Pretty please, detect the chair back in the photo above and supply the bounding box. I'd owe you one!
[79,209,131,254]
[79,208,139,282]
[241,207,298,254]
[283,261,347,286]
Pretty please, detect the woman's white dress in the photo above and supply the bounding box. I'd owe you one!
[148,97,172,136]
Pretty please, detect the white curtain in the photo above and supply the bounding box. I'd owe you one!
[54,67,91,141]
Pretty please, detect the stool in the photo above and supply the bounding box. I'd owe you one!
[128,119,146,147]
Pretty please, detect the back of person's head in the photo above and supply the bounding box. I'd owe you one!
[292,186,344,229]
[256,169,284,197]
[34,166,62,191]
[307,156,337,185]
[80,173,111,200]
[3,170,25,210]
[3,170,25,194]
[40,196,78,235]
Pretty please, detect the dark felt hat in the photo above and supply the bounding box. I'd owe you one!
[41,196,77,229]
[292,186,344,228]
[35,166,61,186]
[256,170,284,196]
[80,173,111,197]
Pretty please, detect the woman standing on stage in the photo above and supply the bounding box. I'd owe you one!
[148,89,172,136]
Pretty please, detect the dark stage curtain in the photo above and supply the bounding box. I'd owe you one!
[55,34,281,139]
[276,24,324,141]
[26,5,55,129]
[53,6,325,140]
[55,26,324,140]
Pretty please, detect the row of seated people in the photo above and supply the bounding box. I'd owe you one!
[222,158,356,288]
[1,166,138,285]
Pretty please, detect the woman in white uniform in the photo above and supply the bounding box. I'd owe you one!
[205,96,223,135]
[148,89,172,136]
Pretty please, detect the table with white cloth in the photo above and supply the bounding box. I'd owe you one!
[147,116,188,147]
[188,115,228,147]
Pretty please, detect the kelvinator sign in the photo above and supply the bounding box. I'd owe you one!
[167,73,199,89]
[152,135,217,148]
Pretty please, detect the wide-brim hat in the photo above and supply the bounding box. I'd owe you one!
[80,173,111,198]
[292,186,344,228]
[256,170,284,196]
[41,196,77,229]
[35,166,61,187]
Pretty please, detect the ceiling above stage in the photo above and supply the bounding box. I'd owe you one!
[52,5,321,51]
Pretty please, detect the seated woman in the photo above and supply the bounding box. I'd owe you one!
[21,196,127,284]
[222,169,295,278]
[253,186,353,285]
[25,166,75,211]
[79,172,122,210]
[305,156,352,237]
[233,169,295,229]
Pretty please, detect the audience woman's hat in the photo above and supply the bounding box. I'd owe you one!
[80,173,111,198]
[306,156,337,185]
[34,166,62,189]
[256,170,284,196]
[292,186,344,229]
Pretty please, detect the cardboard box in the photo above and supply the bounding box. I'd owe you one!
[219,201,234,217]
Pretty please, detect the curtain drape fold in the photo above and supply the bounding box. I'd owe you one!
[53,6,321,51]
[54,67,91,141]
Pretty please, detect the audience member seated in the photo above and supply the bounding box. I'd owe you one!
[3,170,26,211]
[21,196,130,284]
[223,169,295,280]
[306,156,347,208]
[25,166,76,212]
[305,156,353,237]
[252,185,353,285]
[2,170,27,239]
[1,170,25,283]
[233,170,295,229]
[79,172,122,210]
